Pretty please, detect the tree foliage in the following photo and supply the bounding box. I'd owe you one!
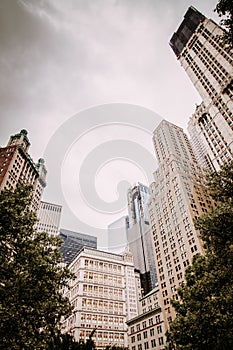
[0,185,74,349]
[215,0,233,46]
[166,161,233,350]
[48,333,96,350]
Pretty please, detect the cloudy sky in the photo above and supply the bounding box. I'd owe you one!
[0,0,220,248]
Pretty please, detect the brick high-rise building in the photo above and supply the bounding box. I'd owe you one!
[170,6,233,170]
[148,120,214,329]
[0,129,47,211]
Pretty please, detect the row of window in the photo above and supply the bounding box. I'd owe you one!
[81,298,124,313]
[82,284,123,299]
[130,315,161,335]
[131,336,164,350]
[84,259,122,273]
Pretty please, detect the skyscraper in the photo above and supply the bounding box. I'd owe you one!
[170,6,233,170]
[0,129,47,211]
[126,183,157,295]
[107,216,128,252]
[59,228,97,265]
[36,201,62,235]
[148,120,214,327]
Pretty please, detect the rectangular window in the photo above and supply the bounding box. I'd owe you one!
[151,339,156,348]
[158,337,164,345]
[150,328,154,337]
[144,342,149,350]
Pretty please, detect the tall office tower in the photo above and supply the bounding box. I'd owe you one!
[36,201,62,235]
[127,286,165,350]
[126,183,157,295]
[148,120,214,329]
[107,216,128,252]
[62,247,141,350]
[59,228,97,265]
[0,129,47,211]
[170,6,233,170]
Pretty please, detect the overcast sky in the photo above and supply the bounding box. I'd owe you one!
[0,0,220,248]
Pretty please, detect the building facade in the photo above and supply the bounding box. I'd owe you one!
[59,228,97,265]
[36,201,62,235]
[107,216,128,252]
[0,129,47,211]
[62,247,141,350]
[148,120,214,329]
[126,183,157,295]
[127,287,165,350]
[170,6,233,170]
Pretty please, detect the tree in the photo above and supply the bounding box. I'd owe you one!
[215,0,233,46]
[166,161,233,350]
[48,333,89,350]
[48,329,97,350]
[0,185,74,349]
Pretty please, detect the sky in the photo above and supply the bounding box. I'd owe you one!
[0,0,220,249]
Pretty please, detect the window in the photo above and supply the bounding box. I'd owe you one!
[142,321,147,329]
[131,326,134,334]
[131,336,135,343]
[150,328,154,337]
[137,334,141,341]
[143,331,147,339]
[157,325,162,334]
[138,345,142,350]
[158,337,164,345]
[151,339,156,348]
[144,342,149,349]
[136,324,141,331]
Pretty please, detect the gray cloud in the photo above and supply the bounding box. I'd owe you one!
[0,0,220,242]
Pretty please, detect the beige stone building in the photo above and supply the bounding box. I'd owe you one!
[0,129,47,211]
[127,286,165,350]
[36,201,62,235]
[170,6,233,170]
[148,120,214,329]
[62,247,141,350]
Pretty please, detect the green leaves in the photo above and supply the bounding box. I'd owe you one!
[0,185,74,349]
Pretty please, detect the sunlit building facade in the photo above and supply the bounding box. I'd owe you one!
[62,247,141,350]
